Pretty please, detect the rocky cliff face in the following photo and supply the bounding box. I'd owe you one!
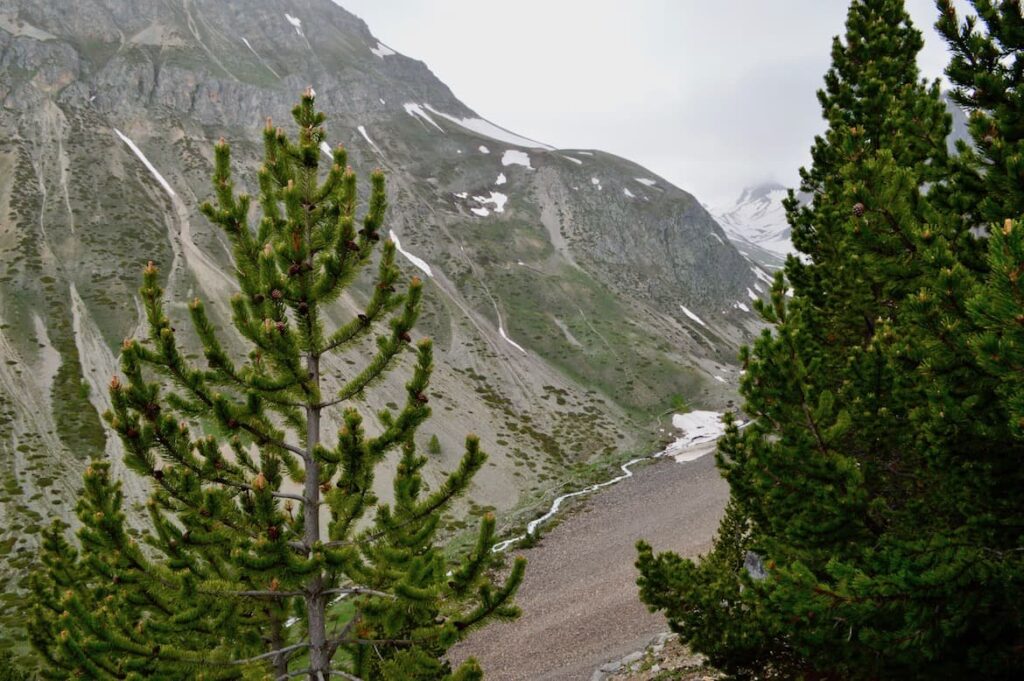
[0,0,763,632]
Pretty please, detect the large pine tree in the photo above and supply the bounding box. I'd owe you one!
[30,91,524,681]
[638,1,1024,678]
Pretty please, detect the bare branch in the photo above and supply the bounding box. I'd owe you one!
[228,641,309,665]
[321,587,395,599]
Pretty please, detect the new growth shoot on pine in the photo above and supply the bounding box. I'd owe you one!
[31,89,524,681]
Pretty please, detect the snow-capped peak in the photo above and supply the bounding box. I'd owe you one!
[712,182,794,258]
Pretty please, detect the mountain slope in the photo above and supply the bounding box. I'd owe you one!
[0,0,763,638]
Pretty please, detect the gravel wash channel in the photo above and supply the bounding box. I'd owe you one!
[451,441,727,680]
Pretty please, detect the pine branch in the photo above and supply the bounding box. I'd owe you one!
[227,641,310,665]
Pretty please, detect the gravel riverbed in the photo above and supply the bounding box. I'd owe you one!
[451,442,727,680]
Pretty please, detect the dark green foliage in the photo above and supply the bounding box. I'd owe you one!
[30,91,523,680]
[428,434,442,455]
[637,1,1024,678]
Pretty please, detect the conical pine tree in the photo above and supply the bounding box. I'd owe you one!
[30,90,524,680]
[636,1,1024,678]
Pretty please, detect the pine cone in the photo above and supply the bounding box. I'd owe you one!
[271,289,283,301]
[852,202,866,217]
[345,240,360,252]
[267,525,280,540]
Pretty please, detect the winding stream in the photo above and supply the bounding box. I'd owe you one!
[491,426,735,554]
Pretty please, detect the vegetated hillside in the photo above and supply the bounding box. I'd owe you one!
[0,0,765,633]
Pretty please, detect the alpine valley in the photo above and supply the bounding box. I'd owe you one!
[0,0,772,636]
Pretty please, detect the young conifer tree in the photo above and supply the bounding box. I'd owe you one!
[30,90,524,681]
[636,1,1024,677]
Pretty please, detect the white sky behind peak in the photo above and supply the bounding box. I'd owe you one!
[338,0,967,204]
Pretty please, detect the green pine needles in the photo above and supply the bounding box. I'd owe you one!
[637,1,1024,679]
[30,90,524,680]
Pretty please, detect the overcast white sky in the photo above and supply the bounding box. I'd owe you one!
[339,1,961,205]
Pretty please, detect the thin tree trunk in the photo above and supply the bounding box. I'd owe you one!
[269,617,289,679]
[304,352,328,679]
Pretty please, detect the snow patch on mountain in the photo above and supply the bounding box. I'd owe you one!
[495,172,507,186]
[370,41,395,58]
[240,37,281,77]
[751,265,774,285]
[680,305,706,327]
[561,155,583,165]
[421,104,553,149]
[498,318,527,354]
[284,13,303,37]
[403,103,444,132]
[357,125,382,155]
[623,187,635,198]
[389,230,432,277]
[502,150,533,169]
[479,145,490,154]
[635,178,657,187]
[713,183,794,258]
[473,191,508,214]
[114,129,175,196]
[667,411,727,461]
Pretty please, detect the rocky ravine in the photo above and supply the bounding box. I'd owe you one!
[0,0,766,636]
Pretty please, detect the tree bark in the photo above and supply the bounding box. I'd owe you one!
[304,352,328,680]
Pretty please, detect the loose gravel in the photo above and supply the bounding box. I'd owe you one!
[451,444,728,680]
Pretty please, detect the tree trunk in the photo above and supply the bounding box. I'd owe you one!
[304,352,327,679]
